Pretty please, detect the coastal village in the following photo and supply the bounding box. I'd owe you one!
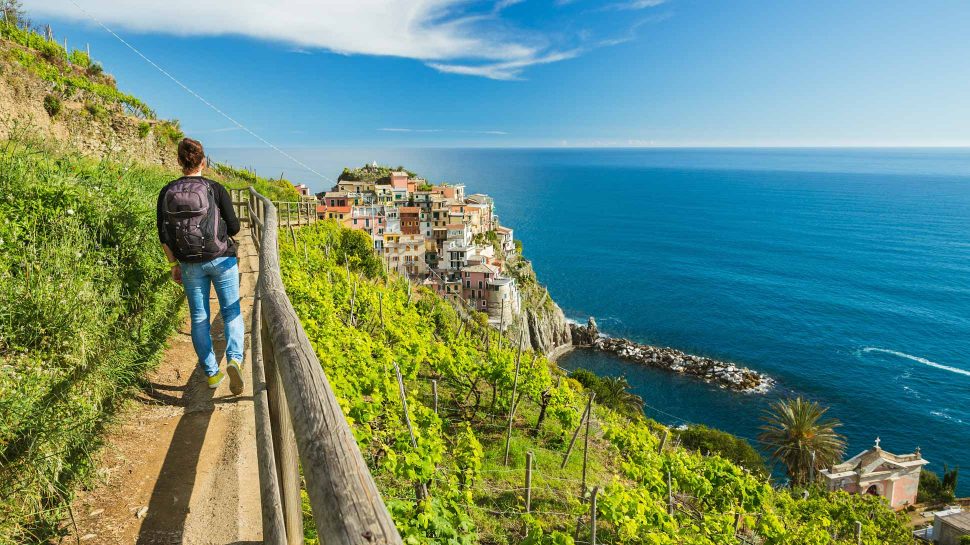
[296,164,970,544]
[304,164,521,329]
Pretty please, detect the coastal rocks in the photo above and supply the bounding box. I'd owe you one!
[570,317,600,346]
[573,317,773,393]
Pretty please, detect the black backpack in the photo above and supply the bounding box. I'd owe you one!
[162,177,230,262]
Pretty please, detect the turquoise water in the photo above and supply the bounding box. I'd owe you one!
[213,147,970,493]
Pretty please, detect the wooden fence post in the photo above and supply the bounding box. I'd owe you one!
[432,379,438,415]
[503,330,524,466]
[666,470,674,516]
[561,392,594,469]
[590,486,598,545]
[525,451,533,514]
[581,394,593,498]
[393,362,428,501]
[658,429,668,454]
[251,285,287,545]
[854,520,862,544]
[263,319,304,544]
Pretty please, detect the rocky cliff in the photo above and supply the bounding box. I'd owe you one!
[506,257,573,360]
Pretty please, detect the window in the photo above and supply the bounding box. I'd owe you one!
[478,281,483,289]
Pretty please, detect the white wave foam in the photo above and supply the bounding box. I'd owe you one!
[861,347,970,378]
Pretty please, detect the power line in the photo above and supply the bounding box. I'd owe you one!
[65,0,333,184]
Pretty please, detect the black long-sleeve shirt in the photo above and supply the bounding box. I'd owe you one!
[157,176,240,260]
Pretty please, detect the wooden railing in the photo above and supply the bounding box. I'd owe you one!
[230,188,402,545]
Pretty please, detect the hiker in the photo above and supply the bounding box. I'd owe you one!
[157,138,245,394]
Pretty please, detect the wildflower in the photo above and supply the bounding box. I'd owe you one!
[66,209,75,216]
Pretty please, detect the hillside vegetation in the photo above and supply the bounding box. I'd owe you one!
[0,18,180,167]
[0,134,184,543]
[280,221,913,545]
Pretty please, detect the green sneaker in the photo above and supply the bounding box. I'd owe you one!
[227,359,244,395]
[207,370,226,389]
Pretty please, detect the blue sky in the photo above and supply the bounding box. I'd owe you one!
[23,0,970,147]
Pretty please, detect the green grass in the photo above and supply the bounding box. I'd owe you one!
[0,133,183,543]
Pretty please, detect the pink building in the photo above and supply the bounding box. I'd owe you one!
[461,263,499,311]
[390,171,409,189]
[820,438,928,510]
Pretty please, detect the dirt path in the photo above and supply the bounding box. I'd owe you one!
[68,231,263,545]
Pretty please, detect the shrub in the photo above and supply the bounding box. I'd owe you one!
[154,119,184,144]
[959,535,970,545]
[68,49,91,68]
[42,93,60,117]
[675,424,769,478]
[137,121,151,139]
[918,466,958,504]
[84,100,108,120]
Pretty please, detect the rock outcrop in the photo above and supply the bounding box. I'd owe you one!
[571,316,773,393]
[570,317,600,346]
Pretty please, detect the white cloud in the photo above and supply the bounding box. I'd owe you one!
[28,0,580,78]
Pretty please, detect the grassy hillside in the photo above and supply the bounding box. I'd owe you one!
[0,134,184,543]
[280,221,914,545]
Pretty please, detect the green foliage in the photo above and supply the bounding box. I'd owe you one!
[211,162,302,202]
[918,465,958,504]
[84,100,108,120]
[675,424,769,478]
[42,93,59,117]
[137,121,151,139]
[759,397,846,485]
[568,369,644,419]
[67,49,90,68]
[960,535,970,545]
[338,163,417,184]
[281,220,911,544]
[514,239,523,255]
[153,119,183,144]
[0,135,182,543]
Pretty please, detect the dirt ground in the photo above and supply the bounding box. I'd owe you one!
[67,232,262,545]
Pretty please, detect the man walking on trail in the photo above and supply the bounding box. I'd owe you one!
[157,138,245,394]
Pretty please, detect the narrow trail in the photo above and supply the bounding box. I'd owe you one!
[69,230,263,545]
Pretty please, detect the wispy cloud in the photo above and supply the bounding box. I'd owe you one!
[596,0,666,12]
[428,49,582,80]
[379,128,509,135]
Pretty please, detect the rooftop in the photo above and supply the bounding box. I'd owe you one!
[464,263,499,274]
[823,439,927,476]
[939,511,970,532]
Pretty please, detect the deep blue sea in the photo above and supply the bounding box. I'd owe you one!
[213,147,970,493]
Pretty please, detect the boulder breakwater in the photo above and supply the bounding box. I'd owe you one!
[570,317,774,393]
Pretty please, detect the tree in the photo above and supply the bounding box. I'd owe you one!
[758,397,845,485]
[0,0,25,26]
[597,376,644,417]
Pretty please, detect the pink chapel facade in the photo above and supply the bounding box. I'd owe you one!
[819,438,928,511]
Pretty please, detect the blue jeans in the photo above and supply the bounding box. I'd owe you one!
[181,256,244,377]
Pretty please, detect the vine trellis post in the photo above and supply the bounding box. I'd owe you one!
[230,188,402,545]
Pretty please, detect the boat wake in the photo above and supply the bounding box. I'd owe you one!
[861,347,970,378]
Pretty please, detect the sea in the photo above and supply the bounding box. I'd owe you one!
[212,146,970,494]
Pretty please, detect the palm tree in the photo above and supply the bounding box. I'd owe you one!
[598,376,645,418]
[759,397,846,485]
